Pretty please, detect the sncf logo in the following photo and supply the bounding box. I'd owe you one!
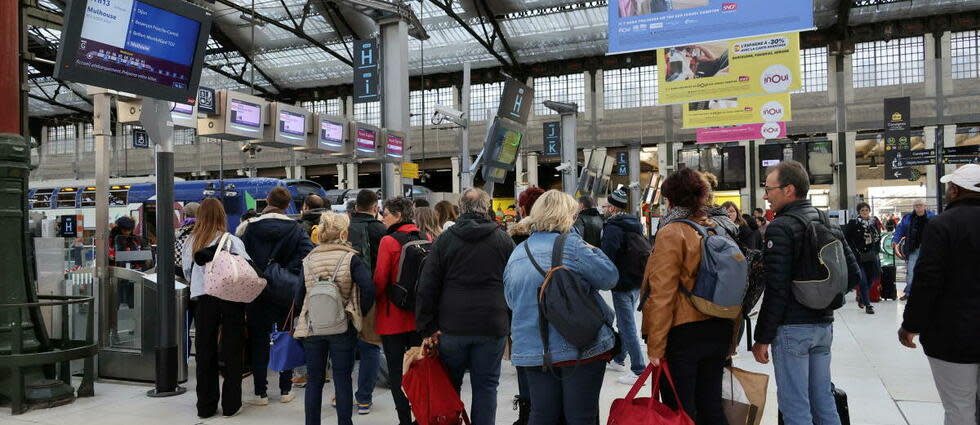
[738,76,750,82]
[761,65,793,93]
[722,3,737,11]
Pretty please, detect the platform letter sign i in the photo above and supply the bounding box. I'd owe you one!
[353,39,380,104]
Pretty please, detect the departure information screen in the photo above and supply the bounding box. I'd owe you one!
[386,134,404,159]
[356,128,377,154]
[229,99,261,128]
[171,102,194,115]
[320,120,344,149]
[279,110,306,136]
[76,0,201,90]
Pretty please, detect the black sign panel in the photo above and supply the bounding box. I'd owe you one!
[59,215,77,237]
[883,97,911,180]
[353,39,380,104]
[543,121,561,156]
[897,157,936,167]
[945,156,980,165]
[497,78,534,125]
[897,149,935,158]
[944,145,980,156]
[615,151,629,176]
[197,86,216,114]
[132,129,149,149]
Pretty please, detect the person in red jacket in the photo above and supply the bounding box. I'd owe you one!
[374,196,427,425]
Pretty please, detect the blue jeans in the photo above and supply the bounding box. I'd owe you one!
[772,324,841,425]
[524,360,606,425]
[612,289,646,375]
[439,334,506,425]
[355,340,381,405]
[904,249,919,296]
[303,329,357,425]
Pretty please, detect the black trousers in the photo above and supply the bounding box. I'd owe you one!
[382,331,422,425]
[246,309,293,397]
[195,295,246,417]
[661,318,733,425]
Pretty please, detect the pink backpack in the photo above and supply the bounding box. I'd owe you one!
[204,233,266,303]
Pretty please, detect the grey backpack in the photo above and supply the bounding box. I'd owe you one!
[671,219,749,319]
[306,253,352,336]
[785,211,849,310]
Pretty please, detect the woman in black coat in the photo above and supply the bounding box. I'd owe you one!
[844,202,883,314]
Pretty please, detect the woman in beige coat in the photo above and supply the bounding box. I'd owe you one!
[296,212,375,425]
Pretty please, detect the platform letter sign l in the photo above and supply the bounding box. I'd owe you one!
[353,39,380,103]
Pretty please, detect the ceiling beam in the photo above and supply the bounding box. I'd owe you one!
[476,0,520,70]
[427,0,515,70]
[212,0,353,66]
[204,65,277,98]
[210,24,284,93]
[28,94,90,115]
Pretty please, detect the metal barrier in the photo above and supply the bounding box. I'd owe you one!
[0,295,97,414]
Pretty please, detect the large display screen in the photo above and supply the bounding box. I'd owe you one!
[55,0,210,103]
[279,110,306,137]
[386,134,405,159]
[229,99,261,128]
[319,120,344,150]
[171,102,194,115]
[356,127,378,154]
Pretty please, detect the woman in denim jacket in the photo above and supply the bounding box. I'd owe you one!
[504,190,619,425]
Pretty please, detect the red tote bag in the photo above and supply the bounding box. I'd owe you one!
[402,346,471,425]
[607,361,696,425]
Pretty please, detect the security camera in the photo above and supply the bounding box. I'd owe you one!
[555,162,572,173]
[431,104,467,127]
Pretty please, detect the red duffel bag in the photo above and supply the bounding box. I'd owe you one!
[607,361,696,425]
[402,346,471,425]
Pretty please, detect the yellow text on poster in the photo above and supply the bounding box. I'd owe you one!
[658,32,802,105]
[682,93,792,129]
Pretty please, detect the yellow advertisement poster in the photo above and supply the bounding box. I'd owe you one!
[401,162,419,179]
[682,93,792,129]
[658,32,802,105]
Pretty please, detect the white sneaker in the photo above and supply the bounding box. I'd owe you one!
[280,393,295,403]
[608,361,629,373]
[616,373,642,386]
[246,395,269,406]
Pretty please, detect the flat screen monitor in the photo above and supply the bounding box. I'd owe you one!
[278,110,307,144]
[229,98,261,130]
[701,148,723,180]
[171,102,194,115]
[386,131,405,159]
[313,115,347,153]
[170,101,196,128]
[354,123,379,157]
[482,118,524,182]
[721,146,746,190]
[55,0,212,104]
[678,149,701,170]
[807,141,834,184]
[759,143,785,186]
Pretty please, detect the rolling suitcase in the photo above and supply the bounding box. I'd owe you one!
[777,384,850,425]
[880,265,897,300]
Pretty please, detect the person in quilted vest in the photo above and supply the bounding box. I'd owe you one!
[181,198,251,419]
[296,212,375,425]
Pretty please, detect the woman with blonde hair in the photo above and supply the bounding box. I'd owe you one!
[295,212,376,425]
[504,190,618,425]
[414,206,442,239]
[181,198,251,419]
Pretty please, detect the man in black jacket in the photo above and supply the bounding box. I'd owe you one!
[297,194,329,236]
[573,195,604,247]
[751,161,860,425]
[416,188,515,425]
[236,187,314,406]
[900,164,980,425]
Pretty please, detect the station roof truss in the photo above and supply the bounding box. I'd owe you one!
[21,0,980,119]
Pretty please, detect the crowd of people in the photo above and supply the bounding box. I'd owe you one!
[177,161,980,425]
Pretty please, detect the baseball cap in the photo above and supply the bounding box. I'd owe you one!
[939,164,980,193]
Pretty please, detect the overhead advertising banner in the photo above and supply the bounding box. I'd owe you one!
[607,0,813,54]
[682,93,791,128]
[884,97,912,180]
[658,32,801,105]
[696,122,786,144]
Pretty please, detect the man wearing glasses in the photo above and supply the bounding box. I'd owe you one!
[751,160,860,425]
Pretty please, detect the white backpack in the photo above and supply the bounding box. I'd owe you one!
[306,253,352,336]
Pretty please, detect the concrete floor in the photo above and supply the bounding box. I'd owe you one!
[3,292,945,425]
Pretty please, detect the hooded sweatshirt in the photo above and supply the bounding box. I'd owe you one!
[415,212,516,337]
[601,213,646,291]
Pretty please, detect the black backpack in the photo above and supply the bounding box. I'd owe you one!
[525,233,608,367]
[785,211,848,310]
[387,231,432,311]
[613,231,652,291]
[348,218,380,270]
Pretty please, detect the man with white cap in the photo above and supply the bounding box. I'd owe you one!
[899,164,980,425]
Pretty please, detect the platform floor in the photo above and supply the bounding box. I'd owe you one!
[4,292,944,425]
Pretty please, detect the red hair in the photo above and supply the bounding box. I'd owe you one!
[517,187,546,216]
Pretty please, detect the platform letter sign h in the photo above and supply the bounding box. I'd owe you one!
[354,39,380,104]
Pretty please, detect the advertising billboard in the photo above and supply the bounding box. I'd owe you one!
[682,93,791,128]
[696,122,786,144]
[608,0,813,54]
[658,32,801,105]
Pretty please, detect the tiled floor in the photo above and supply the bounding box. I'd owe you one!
[4,292,944,425]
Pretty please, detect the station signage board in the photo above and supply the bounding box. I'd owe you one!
[497,79,534,125]
[543,121,561,156]
[657,32,802,105]
[132,128,149,149]
[615,151,629,176]
[197,86,216,114]
[696,122,786,144]
[353,39,380,103]
[884,97,912,180]
[682,93,791,128]
[607,0,813,54]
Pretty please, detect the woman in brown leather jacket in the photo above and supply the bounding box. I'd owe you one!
[642,168,733,425]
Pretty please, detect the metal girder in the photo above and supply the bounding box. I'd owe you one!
[428,0,515,70]
[329,0,429,40]
[210,24,284,93]
[28,94,90,115]
[475,0,520,70]
[498,0,606,19]
[212,0,353,66]
[204,65,277,97]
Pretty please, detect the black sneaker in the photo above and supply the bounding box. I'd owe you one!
[866,305,875,314]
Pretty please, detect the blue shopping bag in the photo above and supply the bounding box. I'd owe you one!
[268,307,304,372]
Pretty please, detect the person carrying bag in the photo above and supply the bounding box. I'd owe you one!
[607,361,695,425]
